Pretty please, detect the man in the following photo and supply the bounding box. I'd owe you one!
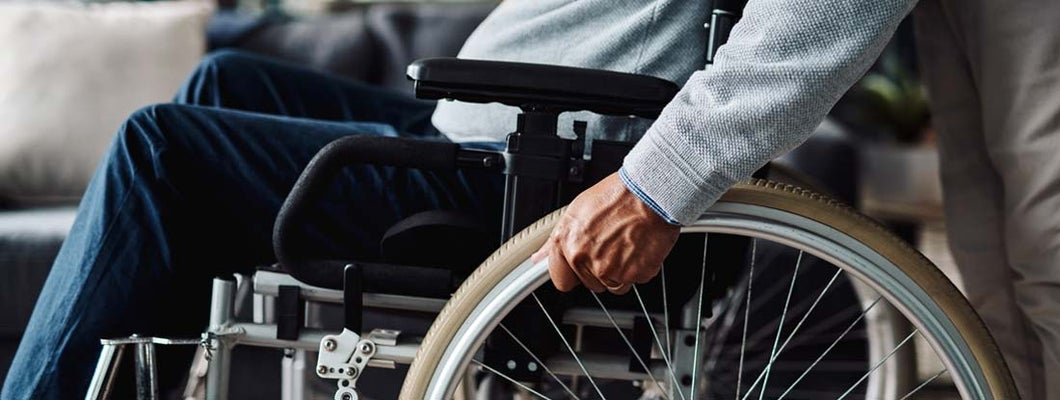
[3,0,1054,399]
[533,1,1058,398]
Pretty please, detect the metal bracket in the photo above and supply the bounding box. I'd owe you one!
[317,328,401,400]
[366,328,399,347]
[671,328,705,396]
[332,336,374,400]
[317,329,361,379]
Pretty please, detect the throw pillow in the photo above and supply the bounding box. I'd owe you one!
[0,0,213,206]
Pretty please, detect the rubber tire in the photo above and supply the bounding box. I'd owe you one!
[399,179,1019,399]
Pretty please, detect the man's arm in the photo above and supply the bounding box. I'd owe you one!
[535,0,920,293]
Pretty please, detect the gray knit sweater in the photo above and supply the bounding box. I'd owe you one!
[432,0,917,225]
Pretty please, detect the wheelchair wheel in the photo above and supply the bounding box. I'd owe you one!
[400,179,1018,400]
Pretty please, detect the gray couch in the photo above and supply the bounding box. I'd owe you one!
[0,208,75,380]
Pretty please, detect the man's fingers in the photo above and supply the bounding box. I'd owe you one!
[627,264,662,285]
[606,283,632,295]
[548,245,580,292]
[545,238,665,294]
[531,245,547,263]
[567,255,608,293]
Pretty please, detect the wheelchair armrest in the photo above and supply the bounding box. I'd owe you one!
[407,57,679,119]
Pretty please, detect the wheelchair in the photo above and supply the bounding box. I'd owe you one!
[85,4,1017,400]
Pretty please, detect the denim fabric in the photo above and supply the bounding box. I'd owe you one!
[1,49,505,399]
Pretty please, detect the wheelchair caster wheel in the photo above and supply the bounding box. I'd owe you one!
[334,386,358,400]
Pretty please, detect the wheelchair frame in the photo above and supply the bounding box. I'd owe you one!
[84,0,1016,398]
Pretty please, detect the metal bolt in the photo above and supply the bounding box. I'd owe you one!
[506,360,517,370]
[346,367,358,377]
[341,393,354,400]
[317,365,329,375]
[323,338,337,352]
[359,342,374,355]
[527,362,538,372]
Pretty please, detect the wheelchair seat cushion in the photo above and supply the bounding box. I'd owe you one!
[380,210,496,276]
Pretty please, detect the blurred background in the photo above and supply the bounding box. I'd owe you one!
[0,0,956,398]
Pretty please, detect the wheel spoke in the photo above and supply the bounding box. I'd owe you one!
[734,239,757,400]
[531,293,607,399]
[898,369,948,400]
[633,285,688,400]
[741,259,842,400]
[499,323,580,399]
[662,266,673,366]
[755,251,803,400]
[835,328,920,400]
[775,297,883,400]
[719,301,866,364]
[472,359,553,400]
[703,281,748,375]
[778,301,867,349]
[589,291,671,399]
[772,266,843,347]
[691,234,712,400]
[720,268,799,356]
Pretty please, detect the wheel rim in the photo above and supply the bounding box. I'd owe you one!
[420,202,993,399]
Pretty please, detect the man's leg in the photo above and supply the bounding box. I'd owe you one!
[969,1,1060,397]
[0,103,504,399]
[911,0,1060,394]
[914,2,1044,398]
[174,49,438,134]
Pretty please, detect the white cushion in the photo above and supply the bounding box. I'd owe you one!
[0,0,213,206]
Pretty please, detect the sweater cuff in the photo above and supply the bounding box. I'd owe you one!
[621,132,732,226]
[619,168,681,225]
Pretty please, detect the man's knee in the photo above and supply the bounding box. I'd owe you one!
[197,48,262,72]
[114,104,186,153]
[176,49,264,105]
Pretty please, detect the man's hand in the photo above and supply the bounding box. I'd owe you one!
[531,172,680,295]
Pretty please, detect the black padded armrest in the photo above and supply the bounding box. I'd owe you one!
[407,57,679,119]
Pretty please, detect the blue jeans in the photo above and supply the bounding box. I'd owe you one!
[1,50,505,399]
